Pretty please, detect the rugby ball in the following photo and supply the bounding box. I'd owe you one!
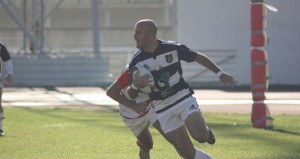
[131,64,154,94]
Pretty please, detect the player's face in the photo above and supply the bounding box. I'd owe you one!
[134,23,150,49]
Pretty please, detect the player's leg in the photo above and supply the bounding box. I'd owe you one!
[0,87,4,136]
[121,114,154,159]
[194,149,213,159]
[165,126,212,159]
[185,111,209,143]
[155,98,212,159]
[183,97,215,144]
[152,121,163,135]
[136,127,152,159]
[151,111,189,157]
[155,108,197,159]
[152,120,187,157]
[136,126,153,151]
[136,107,164,159]
[165,125,196,159]
[150,111,169,142]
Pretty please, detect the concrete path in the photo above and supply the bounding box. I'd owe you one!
[3,87,300,115]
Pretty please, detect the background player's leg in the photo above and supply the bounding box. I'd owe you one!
[0,87,4,136]
[136,127,153,159]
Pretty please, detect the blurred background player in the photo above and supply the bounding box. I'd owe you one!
[0,42,13,136]
[106,65,170,159]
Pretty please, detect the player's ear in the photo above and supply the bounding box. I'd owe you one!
[149,32,155,39]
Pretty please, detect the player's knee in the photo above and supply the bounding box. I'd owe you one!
[144,140,153,150]
[136,139,153,152]
[191,133,208,143]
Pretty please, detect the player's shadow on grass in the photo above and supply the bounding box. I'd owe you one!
[44,86,119,110]
[208,122,300,138]
[262,127,300,136]
[18,107,124,130]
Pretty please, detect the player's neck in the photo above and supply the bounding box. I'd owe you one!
[144,39,158,53]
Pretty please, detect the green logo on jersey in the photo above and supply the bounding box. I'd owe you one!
[155,72,170,90]
[160,72,170,89]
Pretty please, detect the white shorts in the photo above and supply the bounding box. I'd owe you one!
[121,106,158,137]
[156,96,200,134]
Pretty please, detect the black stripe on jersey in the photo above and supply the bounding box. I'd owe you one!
[155,92,193,113]
[154,41,179,57]
[149,77,193,100]
[151,61,182,81]
[129,40,196,71]
[159,40,197,63]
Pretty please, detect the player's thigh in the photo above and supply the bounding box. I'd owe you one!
[152,120,173,144]
[185,111,208,143]
[152,120,163,135]
[165,125,195,158]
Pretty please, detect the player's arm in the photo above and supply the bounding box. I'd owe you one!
[1,44,13,84]
[127,70,152,99]
[106,80,148,114]
[106,80,137,109]
[195,52,234,87]
[4,59,13,84]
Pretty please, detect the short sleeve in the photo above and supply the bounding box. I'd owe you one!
[116,70,130,89]
[177,44,197,62]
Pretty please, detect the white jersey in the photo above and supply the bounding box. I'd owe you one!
[117,68,152,119]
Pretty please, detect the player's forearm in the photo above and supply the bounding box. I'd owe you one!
[112,93,136,107]
[106,81,136,108]
[107,90,137,109]
[195,52,222,74]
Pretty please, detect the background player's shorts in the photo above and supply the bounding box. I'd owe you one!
[156,96,200,134]
[121,106,158,137]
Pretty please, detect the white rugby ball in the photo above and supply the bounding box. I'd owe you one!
[131,64,154,94]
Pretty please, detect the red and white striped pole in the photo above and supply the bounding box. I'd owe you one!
[250,0,273,128]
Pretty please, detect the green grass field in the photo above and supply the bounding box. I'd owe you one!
[0,107,299,159]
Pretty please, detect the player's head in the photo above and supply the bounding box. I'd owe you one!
[134,19,157,49]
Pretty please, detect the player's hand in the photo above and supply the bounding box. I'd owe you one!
[5,74,12,84]
[219,73,234,88]
[133,70,153,88]
[133,102,148,115]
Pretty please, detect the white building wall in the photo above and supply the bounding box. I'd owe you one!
[177,0,300,86]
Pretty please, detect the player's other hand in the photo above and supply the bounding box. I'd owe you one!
[5,74,12,84]
[133,70,153,88]
[219,73,234,88]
